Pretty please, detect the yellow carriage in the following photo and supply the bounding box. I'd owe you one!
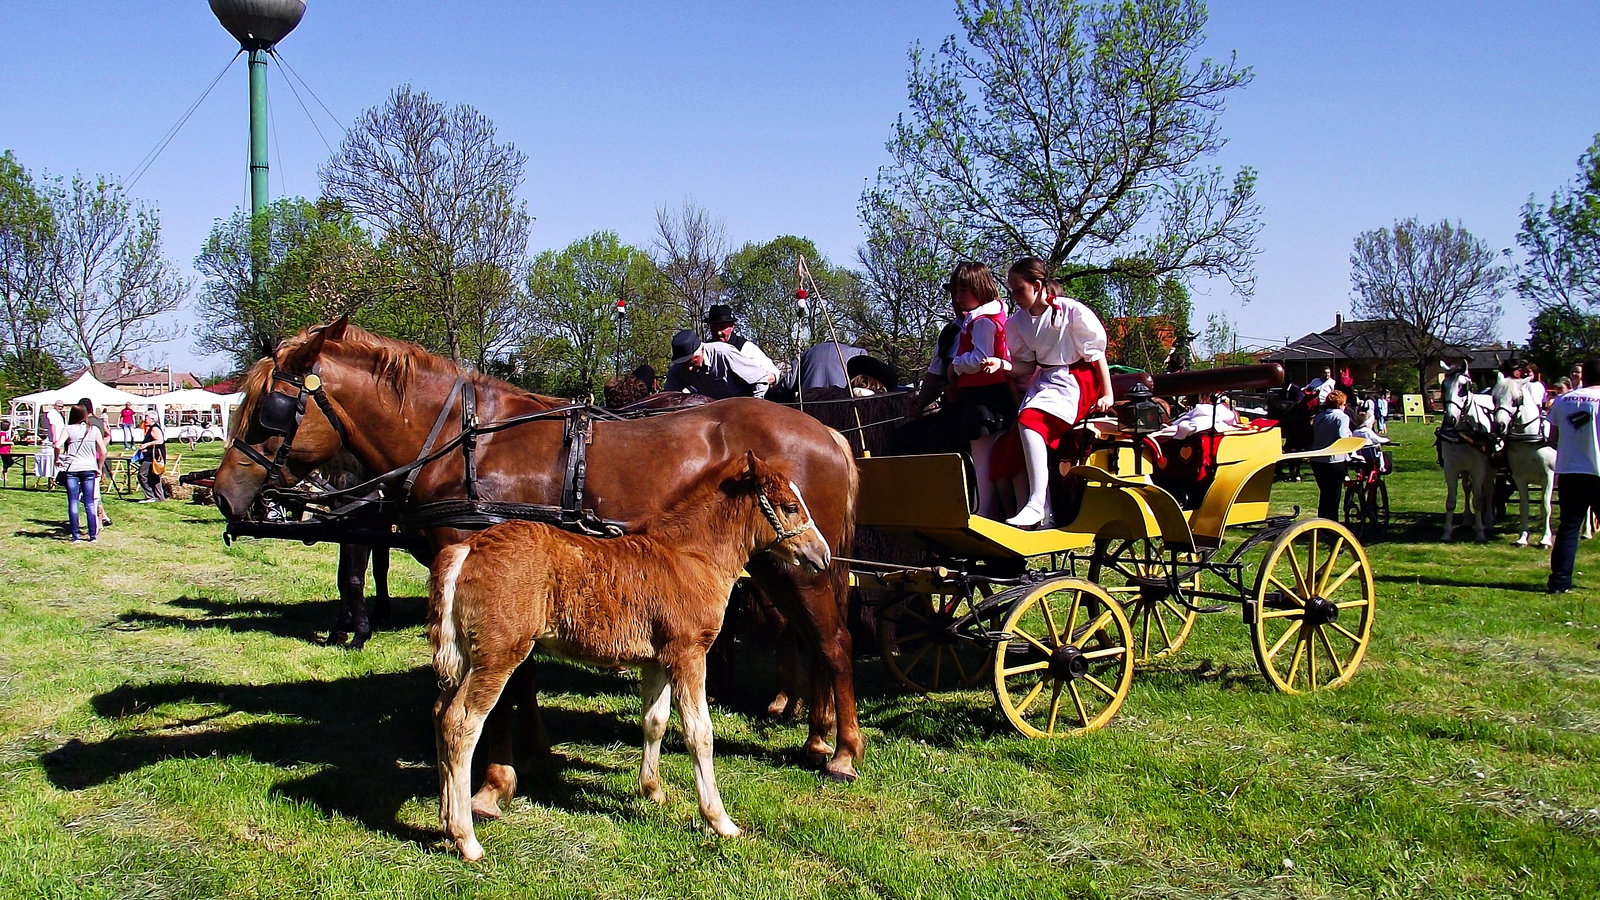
[847,422,1375,739]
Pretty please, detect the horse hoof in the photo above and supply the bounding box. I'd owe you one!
[326,631,349,647]
[456,836,485,862]
[349,632,371,651]
[822,765,858,784]
[802,750,832,771]
[764,694,791,718]
[470,797,504,821]
[709,818,742,838]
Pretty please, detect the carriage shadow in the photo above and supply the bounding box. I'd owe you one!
[110,594,431,645]
[43,660,808,841]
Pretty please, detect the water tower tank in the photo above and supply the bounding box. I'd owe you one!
[209,0,305,50]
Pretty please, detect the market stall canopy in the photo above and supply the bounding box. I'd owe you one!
[146,388,245,410]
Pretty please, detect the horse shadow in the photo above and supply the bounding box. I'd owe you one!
[43,658,811,841]
[110,594,431,645]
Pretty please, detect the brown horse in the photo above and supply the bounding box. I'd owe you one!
[212,319,864,805]
[431,451,830,859]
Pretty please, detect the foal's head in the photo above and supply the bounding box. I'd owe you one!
[709,451,832,574]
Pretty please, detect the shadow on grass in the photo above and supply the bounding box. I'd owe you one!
[109,594,431,645]
[1373,574,1543,593]
[42,657,810,842]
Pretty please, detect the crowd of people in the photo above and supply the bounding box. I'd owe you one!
[10,397,172,544]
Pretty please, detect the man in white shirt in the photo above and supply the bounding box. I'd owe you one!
[664,329,776,399]
[1305,367,1336,403]
[704,304,779,384]
[1547,358,1600,593]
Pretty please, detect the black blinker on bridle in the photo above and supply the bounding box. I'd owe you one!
[231,367,350,490]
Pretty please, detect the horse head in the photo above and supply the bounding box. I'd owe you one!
[1490,374,1538,438]
[215,317,352,521]
[1439,361,1474,431]
[735,450,832,574]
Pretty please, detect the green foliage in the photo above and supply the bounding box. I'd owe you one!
[1526,305,1600,378]
[523,231,671,397]
[0,150,58,392]
[1517,132,1600,314]
[1070,269,1193,371]
[722,236,862,367]
[870,0,1259,292]
[194,198,378,374]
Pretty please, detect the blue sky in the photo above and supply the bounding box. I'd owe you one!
[3,1,1598,373]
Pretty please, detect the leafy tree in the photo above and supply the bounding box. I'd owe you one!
[722,236,862,368]
[45,173,188,370]
[1071,270,1192,371]
[867,0,1260,295]
[1517,133,1600,315]
[194,198,377,373]
[0,151,59,390]
[850,199,955,380]
[1526,305,1600,379]
[1350,218,1506,397]
[653,201,727,328]
[322,85,531,369]
[524,232,671,397]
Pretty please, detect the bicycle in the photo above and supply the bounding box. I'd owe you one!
[1343,443,1394,541]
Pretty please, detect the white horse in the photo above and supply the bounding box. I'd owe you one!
[1490,375,1557,548]
[1438,363,1495,543]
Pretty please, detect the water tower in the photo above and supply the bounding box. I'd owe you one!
[209,0,306,219]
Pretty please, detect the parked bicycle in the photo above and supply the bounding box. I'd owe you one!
[1343,442,1395,541]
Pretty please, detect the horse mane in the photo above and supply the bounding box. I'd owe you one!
[232,323,572,428]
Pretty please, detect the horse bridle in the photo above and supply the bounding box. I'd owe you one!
[1491,381,1544,439]
[230,366,351,489]
[755,479,824,555]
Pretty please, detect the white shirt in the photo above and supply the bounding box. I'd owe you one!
[1007,296,1108,424]
[1552,385,1600,476]
[949,299,1009,375]
[734,339,779,381]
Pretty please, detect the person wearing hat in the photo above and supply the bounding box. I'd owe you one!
[775,342,897,399]
[704,303,779,381]
[663,329,777,399]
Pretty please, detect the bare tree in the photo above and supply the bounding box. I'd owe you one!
[47,174,187,370]
[1350,218,1507,397]
[869,0,1261,293]
[652,200,726,327]
[850,199,954,377]
[321,85,531,368]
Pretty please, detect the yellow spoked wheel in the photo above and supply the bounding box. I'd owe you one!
[992,578,1134,738]
[1248,519,1375,693]
[1094,539,1201,664]
[877,586,996,693]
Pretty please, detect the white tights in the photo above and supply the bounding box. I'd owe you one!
[1016,426,1050,517]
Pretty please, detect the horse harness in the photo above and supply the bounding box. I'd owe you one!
[234,369,628,542]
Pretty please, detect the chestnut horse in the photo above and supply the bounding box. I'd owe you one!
[432,451,831,859]
[212,319,864,804]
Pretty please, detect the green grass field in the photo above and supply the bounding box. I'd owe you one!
[0,424,1595,899]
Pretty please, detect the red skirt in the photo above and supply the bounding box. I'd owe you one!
[990,361,1100,481]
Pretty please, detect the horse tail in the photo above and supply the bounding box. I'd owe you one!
[828,428,859,605]
[430,543,472,687]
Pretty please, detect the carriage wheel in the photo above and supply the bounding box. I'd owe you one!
[1249,519,1375,693]
[1342,485,1366,540]
[877,586,995,693]
[1090,539,1200,664]
[992,578,1133,738]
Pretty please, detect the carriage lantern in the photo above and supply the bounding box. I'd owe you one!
[1118,382,1165,436]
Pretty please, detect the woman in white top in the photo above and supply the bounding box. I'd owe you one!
[984,257,1115,528]
[54,404,106,542]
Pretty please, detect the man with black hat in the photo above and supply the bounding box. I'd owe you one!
[704,303,779,381]
[664,329,777,399]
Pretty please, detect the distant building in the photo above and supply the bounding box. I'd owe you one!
[70,358,201,397]
[1103,316,1178,369]
[1265,315,1517,404]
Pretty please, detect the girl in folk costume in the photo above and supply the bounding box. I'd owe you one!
[945,261,1017,518]
[992,257,1115,528]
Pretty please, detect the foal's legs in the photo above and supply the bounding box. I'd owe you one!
[638,662,671,804]
[669,654,739,837]
[471,661,549,820]
[436,663,519,861]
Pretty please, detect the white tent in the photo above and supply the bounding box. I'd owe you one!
[146,388,244,436]
[7,373,150,439]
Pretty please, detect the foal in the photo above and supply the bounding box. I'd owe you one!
[428,452,832,861]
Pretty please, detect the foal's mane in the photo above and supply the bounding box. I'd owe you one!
[232,323,570,432]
